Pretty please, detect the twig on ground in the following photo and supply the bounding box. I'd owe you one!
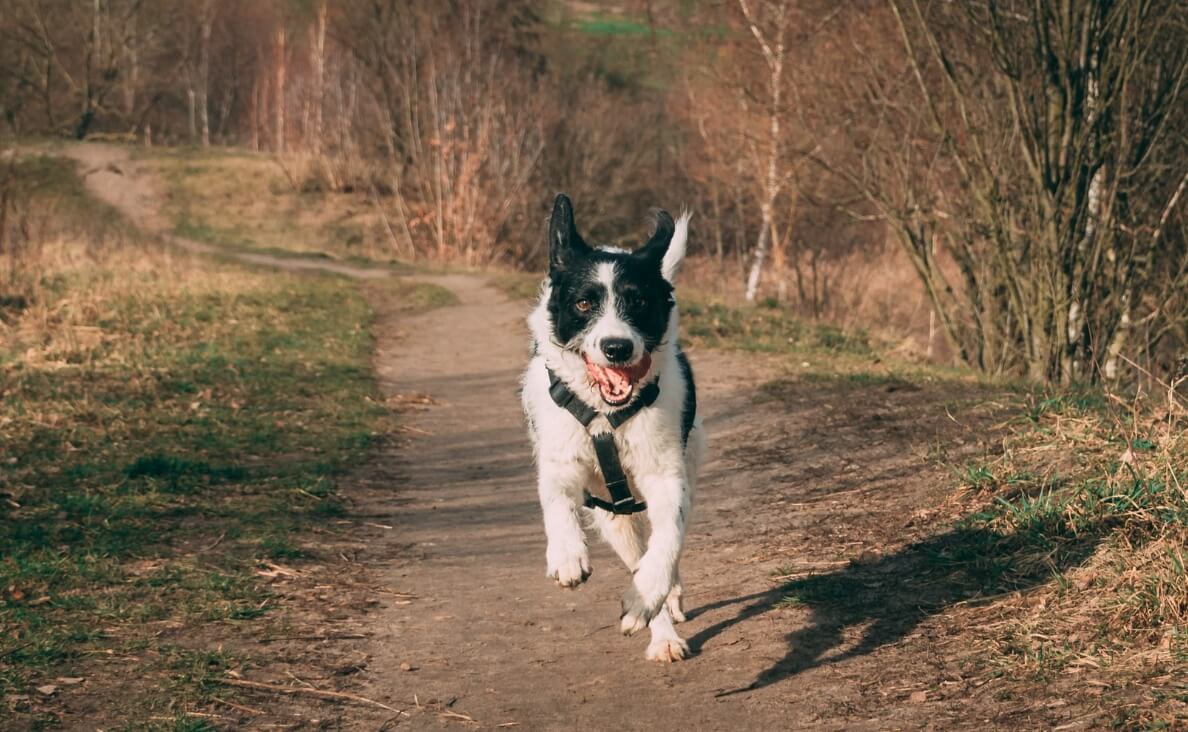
[1,642,33,659]
[439,709,479,724]
[582,623,616,638]
[214,677,402,713]
[260,632,369,643]
[199,531,226,552]
[212,696,266,716]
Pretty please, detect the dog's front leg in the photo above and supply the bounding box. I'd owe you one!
[538,460,591,587]
[620,472,689,635]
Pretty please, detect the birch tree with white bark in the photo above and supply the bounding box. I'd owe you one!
[737,0,791,303]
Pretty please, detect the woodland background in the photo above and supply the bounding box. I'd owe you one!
[2,0,1186,385]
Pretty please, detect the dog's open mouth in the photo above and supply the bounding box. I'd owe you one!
[584,353,652,406]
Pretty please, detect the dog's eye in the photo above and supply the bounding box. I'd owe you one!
[575,299,592,313]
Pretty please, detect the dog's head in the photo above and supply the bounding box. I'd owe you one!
[543,194,689,407]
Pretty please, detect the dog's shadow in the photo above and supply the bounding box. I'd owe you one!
[686,518,1105,695]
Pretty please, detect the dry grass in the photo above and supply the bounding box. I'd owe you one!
[948,382,1188,724]
[0,153,448,727]
[680,246,939,362]
[144,147,402,264]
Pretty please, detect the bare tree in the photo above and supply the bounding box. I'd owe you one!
[274,23,285,153]
[818,0,1188,383]
[737,0,791,302]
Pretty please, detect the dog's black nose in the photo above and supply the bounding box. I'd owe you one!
[601,338,634,364]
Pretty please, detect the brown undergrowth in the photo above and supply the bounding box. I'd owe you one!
[944,382,1188,725]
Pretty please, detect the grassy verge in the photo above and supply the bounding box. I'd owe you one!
[144,146,407,266]
[943,389,1187,723]
[763,383,1187,725]
[0,155,444,726]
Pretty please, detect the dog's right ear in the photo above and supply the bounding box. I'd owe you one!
[548,194,589,274]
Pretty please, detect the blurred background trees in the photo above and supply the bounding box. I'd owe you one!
[1,0,1185,384]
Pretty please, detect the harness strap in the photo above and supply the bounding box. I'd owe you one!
[591,433,637,511]
[548,376,598,427]
[546,367,659,515]
[606,380,661,429]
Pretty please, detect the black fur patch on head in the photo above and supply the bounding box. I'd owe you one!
[545,195,675,351]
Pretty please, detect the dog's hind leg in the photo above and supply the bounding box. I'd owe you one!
[591,510,646,571]
[665,570,686,623]
[665,423,706,625]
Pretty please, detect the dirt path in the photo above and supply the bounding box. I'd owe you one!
[62,143,393,280]
[350,282,1054,731]
[61,143,1086,730]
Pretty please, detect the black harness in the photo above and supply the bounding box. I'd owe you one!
[547,368,661,515]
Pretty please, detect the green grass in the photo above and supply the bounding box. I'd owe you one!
[682,296,871,355]
[577,14,667,36]
[929,388,1185,691]
[1,275,380,716]
[0,154,448,724]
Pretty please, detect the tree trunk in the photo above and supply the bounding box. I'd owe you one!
[738,0,788,303]
[310,2,327,153]
[745,208,770,302]
[123,13,137,118]
[187,86,196,143]
[199,7,212,147]
[250,78,260,151]
[274,26,286,153]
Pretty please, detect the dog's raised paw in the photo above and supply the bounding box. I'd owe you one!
[646,637,690,663]
[550,556,591,588]
[619,586,654,635]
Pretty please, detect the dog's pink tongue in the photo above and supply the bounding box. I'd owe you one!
[603,366,632,392]
[584,353,652,402]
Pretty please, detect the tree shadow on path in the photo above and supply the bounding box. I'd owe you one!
[690,518,1106,696]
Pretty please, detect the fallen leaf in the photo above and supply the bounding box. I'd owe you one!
[36,685,57,696]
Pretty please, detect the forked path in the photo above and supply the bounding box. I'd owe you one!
[63,143,1070,730]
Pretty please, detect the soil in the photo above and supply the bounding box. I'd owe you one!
[56,143,1104,730]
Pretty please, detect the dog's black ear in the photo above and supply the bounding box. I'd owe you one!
[634,209,675,268]
[548,194,590,273]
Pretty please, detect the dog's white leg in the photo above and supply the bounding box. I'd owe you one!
[592,509,689,660]
[665,424,705,625]
[665,570,686,623]
[620,472,690,635]
[645,605,690,662]
[591,510,646,570]
[538,460,591,587]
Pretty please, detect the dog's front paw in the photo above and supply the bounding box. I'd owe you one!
[646,637,690,663]
[619,585,658,635]
[547,554,591,588]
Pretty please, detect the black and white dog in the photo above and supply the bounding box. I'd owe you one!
[521,194,705,662]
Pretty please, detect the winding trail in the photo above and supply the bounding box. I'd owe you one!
[63,143,1083,730]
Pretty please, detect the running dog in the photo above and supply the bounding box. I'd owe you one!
[521,194,705,662]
